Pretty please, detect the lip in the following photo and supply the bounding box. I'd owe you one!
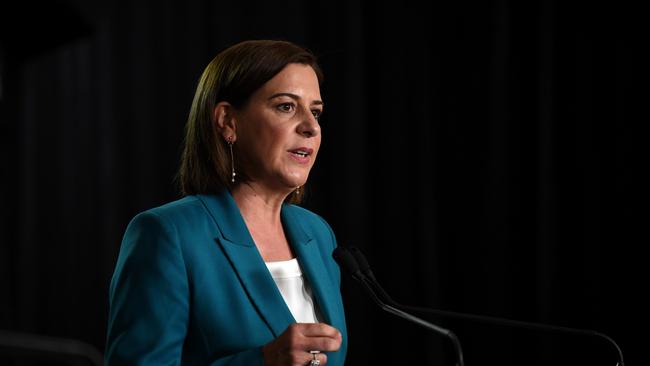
[288,147,314,164]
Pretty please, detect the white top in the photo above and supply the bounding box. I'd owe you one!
[265,258,321,323]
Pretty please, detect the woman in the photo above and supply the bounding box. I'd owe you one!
[105,40,347,366]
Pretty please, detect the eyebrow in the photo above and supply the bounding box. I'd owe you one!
[268,92,324,106]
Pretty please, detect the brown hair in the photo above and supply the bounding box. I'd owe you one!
[178,40,323,203]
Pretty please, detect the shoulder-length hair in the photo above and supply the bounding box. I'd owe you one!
[178,40,323,203]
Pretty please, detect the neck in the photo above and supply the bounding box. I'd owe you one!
[231,182,290,226]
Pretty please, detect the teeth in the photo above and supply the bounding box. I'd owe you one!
[292,151,308,157]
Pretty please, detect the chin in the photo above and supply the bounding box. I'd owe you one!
[280,174,309,190]
[285,180,307,190]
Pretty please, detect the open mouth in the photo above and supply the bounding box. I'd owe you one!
[289,148,313,158]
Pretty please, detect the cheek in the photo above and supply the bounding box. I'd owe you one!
[313,137,322,157]
[247,119,282,151]
[258,128,291,162]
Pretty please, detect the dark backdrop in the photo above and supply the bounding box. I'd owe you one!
[1,0,644,365]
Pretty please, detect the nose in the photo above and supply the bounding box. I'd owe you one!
[297,107,320,138]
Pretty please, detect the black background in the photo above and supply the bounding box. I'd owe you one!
[0,0,644,365]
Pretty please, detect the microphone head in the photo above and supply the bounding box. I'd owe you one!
[348,246,370,271]
[332,247,364,281]
[348,246,378,282]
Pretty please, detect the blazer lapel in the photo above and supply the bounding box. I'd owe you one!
[197,191,344,338]
[197,193,295,338]
[282,206,344,332]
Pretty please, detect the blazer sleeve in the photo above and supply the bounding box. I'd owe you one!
[105,211,190,365]
[106,211,273,366]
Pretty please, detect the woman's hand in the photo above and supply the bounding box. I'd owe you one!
[262,323,342,365]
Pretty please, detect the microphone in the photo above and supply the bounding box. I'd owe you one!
[333,246,465,366]
[345,246,625,366]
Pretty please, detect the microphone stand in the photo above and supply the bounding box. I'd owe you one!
[401,304,623,366]
[334,247,465,366]
[347,246,625,366]
[356,275,465,366]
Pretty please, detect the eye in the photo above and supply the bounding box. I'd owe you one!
[277,103,295,113]
[311,109,323,120]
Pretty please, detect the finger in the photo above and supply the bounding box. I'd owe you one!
[297,323,342,339]
[302,335,342,353]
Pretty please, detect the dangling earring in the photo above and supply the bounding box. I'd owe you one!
[227,137,236,183]
[295,186,301,195]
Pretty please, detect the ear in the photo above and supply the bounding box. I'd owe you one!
[213,101,237,142]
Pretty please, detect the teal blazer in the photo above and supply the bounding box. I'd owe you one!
[105,191,348,365]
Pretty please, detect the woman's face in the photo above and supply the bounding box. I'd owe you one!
[234,63,323,193]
